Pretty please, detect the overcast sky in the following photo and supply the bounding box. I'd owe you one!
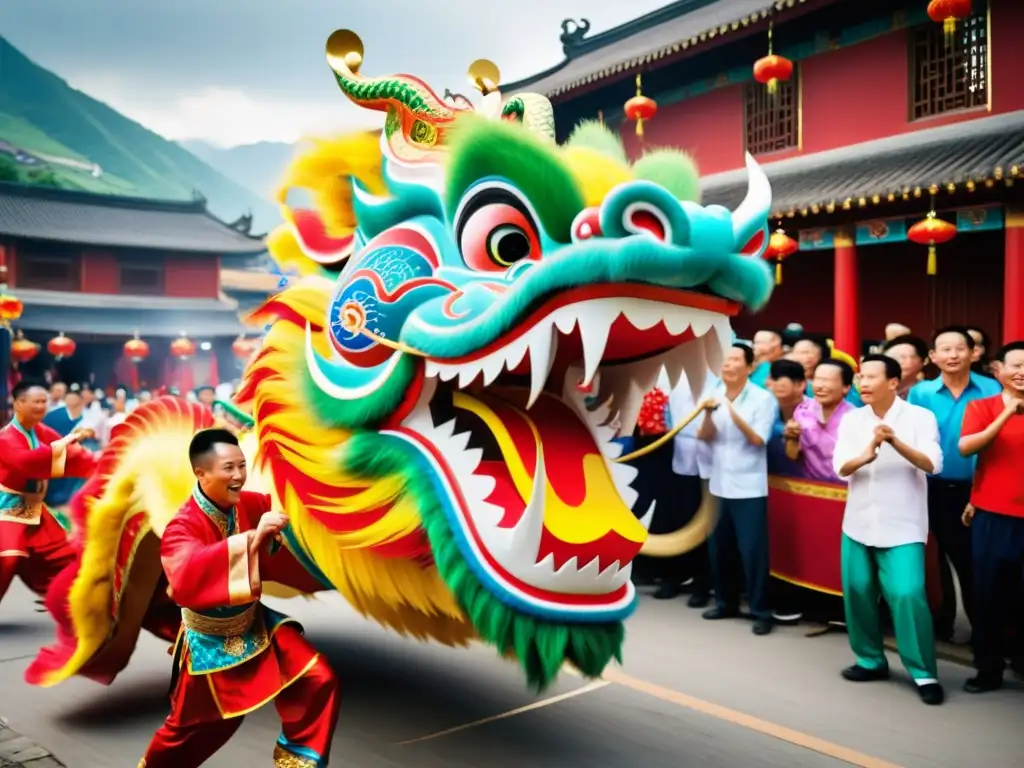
[1,0,672,147]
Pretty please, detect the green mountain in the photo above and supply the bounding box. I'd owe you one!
[0,35,280,234]
[180,139,296,200]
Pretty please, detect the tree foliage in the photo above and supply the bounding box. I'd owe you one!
[0,155,19,182]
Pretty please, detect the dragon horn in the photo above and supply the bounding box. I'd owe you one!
[326,30,463,143]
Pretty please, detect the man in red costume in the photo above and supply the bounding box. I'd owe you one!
[138,428,340,768]
[0,380,97,605]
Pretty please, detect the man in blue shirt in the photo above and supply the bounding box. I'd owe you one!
[907,326,1001,641]
[765,359,809,478]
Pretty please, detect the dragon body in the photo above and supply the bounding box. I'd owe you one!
[28,31,775,691]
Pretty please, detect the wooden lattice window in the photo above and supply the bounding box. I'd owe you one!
[118,262,164,295]
[909,6,988,121]
[15,248,81,291]
[744,69,799,156]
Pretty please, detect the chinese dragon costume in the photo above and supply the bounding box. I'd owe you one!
[27,29,775,693]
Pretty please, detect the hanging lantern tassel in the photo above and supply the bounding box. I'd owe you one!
[927,0,972,52]
[753,19,793,101]
[624,73,657,139]
[763,227,798,286]
[908,209,956,277]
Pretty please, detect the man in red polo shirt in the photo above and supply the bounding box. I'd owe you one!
[959,340,1024,693]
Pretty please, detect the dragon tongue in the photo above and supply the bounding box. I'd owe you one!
[453,387,642,561]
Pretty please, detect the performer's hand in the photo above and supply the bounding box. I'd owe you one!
[255,511,289,546]
[699,396,718,412]
[962,503,975,527]
[783,419,801,440]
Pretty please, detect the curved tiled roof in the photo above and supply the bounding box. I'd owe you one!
[700,112,1024,218]
[0,182,267,254]
[504,0,811,98]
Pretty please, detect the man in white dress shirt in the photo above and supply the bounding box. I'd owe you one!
[697,343,779,635]
[833,354,944,705]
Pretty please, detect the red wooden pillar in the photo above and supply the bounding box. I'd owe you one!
[833,229,860,360]
[1005,207,1024,343]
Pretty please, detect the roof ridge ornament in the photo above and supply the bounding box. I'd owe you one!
[560,18,592,53]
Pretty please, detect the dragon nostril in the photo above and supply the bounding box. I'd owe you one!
[571,207,603,242]
[740,229,766,256]
[627,209,666,241]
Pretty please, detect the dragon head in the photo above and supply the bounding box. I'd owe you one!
[240,31,774,688]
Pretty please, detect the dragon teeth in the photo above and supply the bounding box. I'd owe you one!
[638,500,656,531]
[526,325,558,409]
[577,311,612,388]
[421,297,727,404]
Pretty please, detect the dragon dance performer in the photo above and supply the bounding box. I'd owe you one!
[139,428,339,768]
[0,380,97,606]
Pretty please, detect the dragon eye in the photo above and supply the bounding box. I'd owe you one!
[487,224,532,266]
[456,186,540,272]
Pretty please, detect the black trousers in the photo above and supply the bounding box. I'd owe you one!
[629,437,707,588]
[928,478,974,636]
[653,474,708,590]
[709,496,771,619]
[972,509,1024,675]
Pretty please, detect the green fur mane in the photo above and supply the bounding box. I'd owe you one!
[566,121,629,164]
[445,115,584,242]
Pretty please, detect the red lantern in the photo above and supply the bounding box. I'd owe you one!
[753,54,794,95]
[47,332,76,361]
[908,211,957,275]
[624,73,657,138]
[170,335,196,360]
[754,19,794,95]
[124,333,150,364]
[637,387,670,436]
[0,291,23,323]
[928,0,972,45]
[763,228,799,285]
[232,336,256,360]
[10,330,39,364]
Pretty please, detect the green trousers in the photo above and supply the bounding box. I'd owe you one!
[841,535,938,683]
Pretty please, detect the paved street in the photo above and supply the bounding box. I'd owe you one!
[0,581,1020,767]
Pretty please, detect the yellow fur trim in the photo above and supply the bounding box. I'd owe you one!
[268,132,386,276]
[561,147,634,208]
[40,407,205,686]
[242,285,475,645]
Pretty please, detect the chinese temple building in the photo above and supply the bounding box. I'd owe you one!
[0,181,272,392]
[505,0,1024,354]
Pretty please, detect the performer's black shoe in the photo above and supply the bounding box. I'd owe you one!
[701,606,739,620]
[918,683,945,706]
[687,591,709,609]
[752,617,774,636]
[653,583,680,600]
[841,664,890,682]
[963,673,1003,693]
